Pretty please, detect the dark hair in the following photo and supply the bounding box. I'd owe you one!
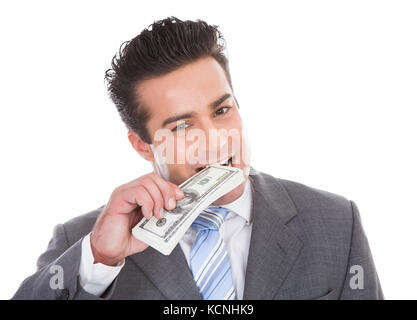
[104,16,234,144]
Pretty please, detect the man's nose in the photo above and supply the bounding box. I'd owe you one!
[199,121,230,161]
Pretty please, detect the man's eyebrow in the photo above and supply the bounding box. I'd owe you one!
[161,93,232,127]
[209,93,232,109]
[162,112,197,127]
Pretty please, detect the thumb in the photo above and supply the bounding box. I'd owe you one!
[127,235,149,256]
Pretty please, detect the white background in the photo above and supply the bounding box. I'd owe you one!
[1,0,416,300]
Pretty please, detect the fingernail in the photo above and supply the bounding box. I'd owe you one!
[159,208,165,218]
[144,209,151,219]
[176,189,184,198]
[169,198,175,209]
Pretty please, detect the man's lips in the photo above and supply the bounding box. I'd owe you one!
[194,156,234,173]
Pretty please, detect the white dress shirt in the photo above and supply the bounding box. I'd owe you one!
[79,178,253,299]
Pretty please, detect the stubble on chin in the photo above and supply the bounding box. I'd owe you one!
[210,180,246,206]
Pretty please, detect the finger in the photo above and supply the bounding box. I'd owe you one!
[149,174,182,210]
[124,172,184,200]
[129,206,143,227]
[127,234,149,256]
[123,185,154,219]
[140,177,165,219]
[155,173,184,199]
[120,173,184,201]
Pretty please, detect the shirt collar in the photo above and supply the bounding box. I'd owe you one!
[221,178,253,225]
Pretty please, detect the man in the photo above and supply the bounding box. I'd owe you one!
[12,16,383,300]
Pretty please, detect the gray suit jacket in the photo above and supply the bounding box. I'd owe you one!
[12,167,383,300]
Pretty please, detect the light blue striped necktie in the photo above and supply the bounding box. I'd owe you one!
[190,206,237,300]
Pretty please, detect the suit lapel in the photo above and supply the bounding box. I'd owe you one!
[128,244,201,299]
[243,168,303,299]
[128,166,303,300]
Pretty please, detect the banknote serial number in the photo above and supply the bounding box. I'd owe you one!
[163,304,254,317]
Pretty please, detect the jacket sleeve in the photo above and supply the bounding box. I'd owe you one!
[339,200,384,299]
[11,223,118,300]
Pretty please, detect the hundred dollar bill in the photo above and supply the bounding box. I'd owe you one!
[131,164,245,255]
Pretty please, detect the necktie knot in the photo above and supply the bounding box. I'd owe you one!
[191,206,230,232]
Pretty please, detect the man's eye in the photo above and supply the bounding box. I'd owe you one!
[172,122,189,132]
[215,106,231,116]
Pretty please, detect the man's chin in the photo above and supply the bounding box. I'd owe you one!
[210,180,246,206]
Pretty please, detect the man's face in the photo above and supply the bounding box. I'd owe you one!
[133,56,251,205]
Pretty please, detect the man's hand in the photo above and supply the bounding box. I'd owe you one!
[90,172,184,266]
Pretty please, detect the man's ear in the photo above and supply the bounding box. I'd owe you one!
[128,130,155,162]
